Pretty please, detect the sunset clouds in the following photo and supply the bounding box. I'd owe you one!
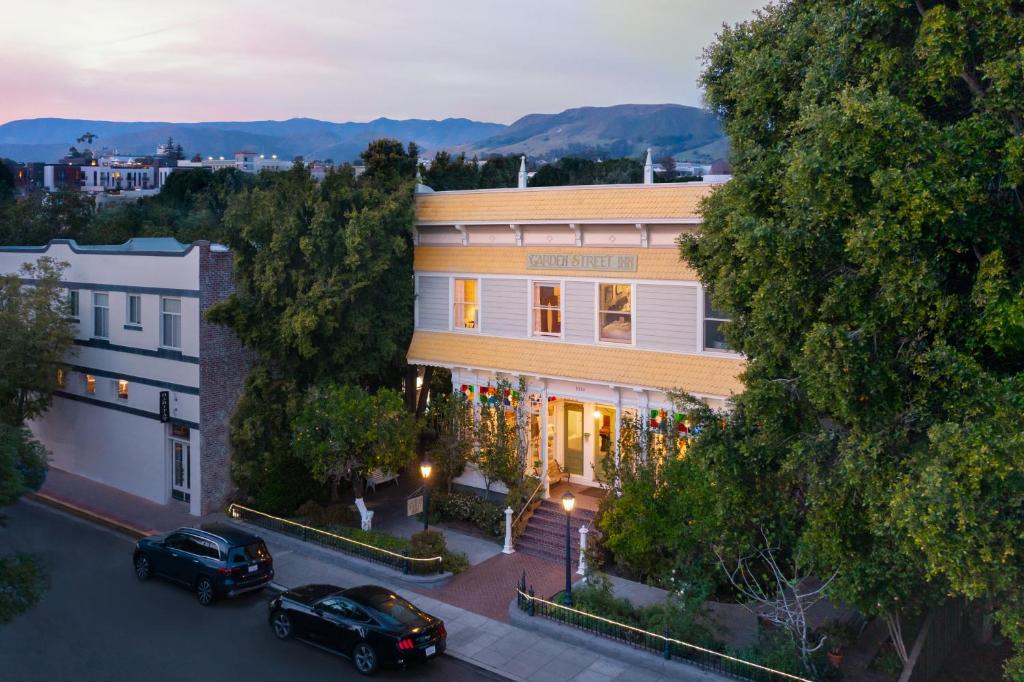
[1,0,765,123]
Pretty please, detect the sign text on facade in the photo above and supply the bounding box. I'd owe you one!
[526,253,638,272]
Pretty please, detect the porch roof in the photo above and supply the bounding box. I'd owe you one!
[407,330,745,398]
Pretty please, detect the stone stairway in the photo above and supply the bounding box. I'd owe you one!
[516,498,597,564]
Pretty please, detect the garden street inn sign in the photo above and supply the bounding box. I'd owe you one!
[526,253,638,272]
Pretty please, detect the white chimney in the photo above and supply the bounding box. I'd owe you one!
[643,148,653,185]
[518,155,528,189]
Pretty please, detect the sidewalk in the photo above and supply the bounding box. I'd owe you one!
[34,467,728,682]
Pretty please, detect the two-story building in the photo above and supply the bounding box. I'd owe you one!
[0,238,253,516]
[408,178,744,499]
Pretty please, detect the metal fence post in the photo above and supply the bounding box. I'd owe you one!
[402,549,409,575]
[527,585,535,617]
[663,626,671,660]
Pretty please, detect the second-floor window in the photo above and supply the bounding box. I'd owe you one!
[67,290,79,319]
[85,374,96,394]
[703,289,731,351]
[161,298,182,349]
[93,293,109,339]
[117,379,129,400]
[453,279,479,330]
[598,283,632,343]
[532,282,561,337]
[127,294,142,326]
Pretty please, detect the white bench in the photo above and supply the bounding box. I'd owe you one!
[366,468,399,493]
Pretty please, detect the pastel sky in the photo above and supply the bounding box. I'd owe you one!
[1,0,766,125]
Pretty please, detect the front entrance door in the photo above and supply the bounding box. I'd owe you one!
[170,438,191,503]
[563,403,584,476]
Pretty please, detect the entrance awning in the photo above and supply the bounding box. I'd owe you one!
[407,330,745,398]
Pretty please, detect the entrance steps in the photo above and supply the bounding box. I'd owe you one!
[516,498,597,564]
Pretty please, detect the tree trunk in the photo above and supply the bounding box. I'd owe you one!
[404,365,418,413]
[415,366,434,418]
[352,473,372,530]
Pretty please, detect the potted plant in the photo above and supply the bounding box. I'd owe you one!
[823,622,850,668]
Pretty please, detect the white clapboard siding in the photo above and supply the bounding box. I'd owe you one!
[481,279,527,337]
[564,281,595,344]
[417,276,449,330]
[636,284,698,353]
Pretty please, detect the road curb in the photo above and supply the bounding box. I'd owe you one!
[28,492,156,540]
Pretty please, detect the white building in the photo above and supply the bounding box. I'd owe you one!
[0,238,252,516]
[177,150,294,174]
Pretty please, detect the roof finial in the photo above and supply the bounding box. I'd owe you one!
[643,148,653,185]
[518,155,528,189]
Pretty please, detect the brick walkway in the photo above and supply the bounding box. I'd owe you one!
[420,550,569,622]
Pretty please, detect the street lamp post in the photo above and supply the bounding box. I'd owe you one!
[561,491,575,606]
[420,459,432,532]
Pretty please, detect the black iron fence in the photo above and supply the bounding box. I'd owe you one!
[227,503,444,575]
[515,574,810,682]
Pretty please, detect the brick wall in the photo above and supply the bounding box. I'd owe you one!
[198,242,256,514]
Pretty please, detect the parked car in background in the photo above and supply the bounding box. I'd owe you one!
[268,583,447,675]
[133,524,274,605]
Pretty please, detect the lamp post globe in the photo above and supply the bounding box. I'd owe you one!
[561,491,575,606]
[420,458,432,532]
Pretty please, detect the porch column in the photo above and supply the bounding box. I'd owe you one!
[540,383,550,499]
[613,387,622,494]
[637,389,649,463]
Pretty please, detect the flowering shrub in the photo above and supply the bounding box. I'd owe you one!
[430,490,504,537]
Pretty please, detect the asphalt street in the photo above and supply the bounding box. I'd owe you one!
[0,499,505,682]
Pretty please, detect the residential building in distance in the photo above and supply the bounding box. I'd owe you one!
[177,149,294,174]
[407,173,743,499]
[0,238,253,516]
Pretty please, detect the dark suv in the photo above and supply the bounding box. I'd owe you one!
[133,524,274,606]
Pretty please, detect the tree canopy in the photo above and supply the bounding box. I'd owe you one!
[0,258,75,427]
[292,383,417,502]
[681,1,1024,675]
[207,156,415,389]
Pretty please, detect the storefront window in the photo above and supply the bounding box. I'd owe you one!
[598,284,632,343]
[453,279,479,330]
[532,282,561,336]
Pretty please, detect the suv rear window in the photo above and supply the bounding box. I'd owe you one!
[228,540,270,564]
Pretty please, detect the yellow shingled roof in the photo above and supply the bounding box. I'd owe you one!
[407,331,745,397]
[415,184,716,224]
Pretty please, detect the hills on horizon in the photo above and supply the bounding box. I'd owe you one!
[0,103,727,165]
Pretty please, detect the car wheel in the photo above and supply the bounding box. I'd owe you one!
[133,553,152,581]
[195,576,216,606]
[352,641,378,675]
[271,609,293,639]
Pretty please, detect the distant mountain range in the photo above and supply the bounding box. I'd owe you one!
[0,104,726,164]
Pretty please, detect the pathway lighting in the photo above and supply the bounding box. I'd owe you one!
[420,458,432,532]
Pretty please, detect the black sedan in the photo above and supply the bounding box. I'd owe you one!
[268,584,447,675]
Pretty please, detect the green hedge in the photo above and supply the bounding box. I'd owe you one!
[429,490,504,537]
[292,501,469,573]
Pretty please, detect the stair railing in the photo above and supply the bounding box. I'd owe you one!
[511,477,546,543]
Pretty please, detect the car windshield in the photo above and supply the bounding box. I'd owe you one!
[368,594,428,627]
[228,540,270,563]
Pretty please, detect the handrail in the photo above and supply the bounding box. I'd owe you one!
[226,503,443,564]
[512,477,546,531]
[516,587,811,682]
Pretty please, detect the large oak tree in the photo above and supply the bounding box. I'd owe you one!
[684,1,1024,676]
